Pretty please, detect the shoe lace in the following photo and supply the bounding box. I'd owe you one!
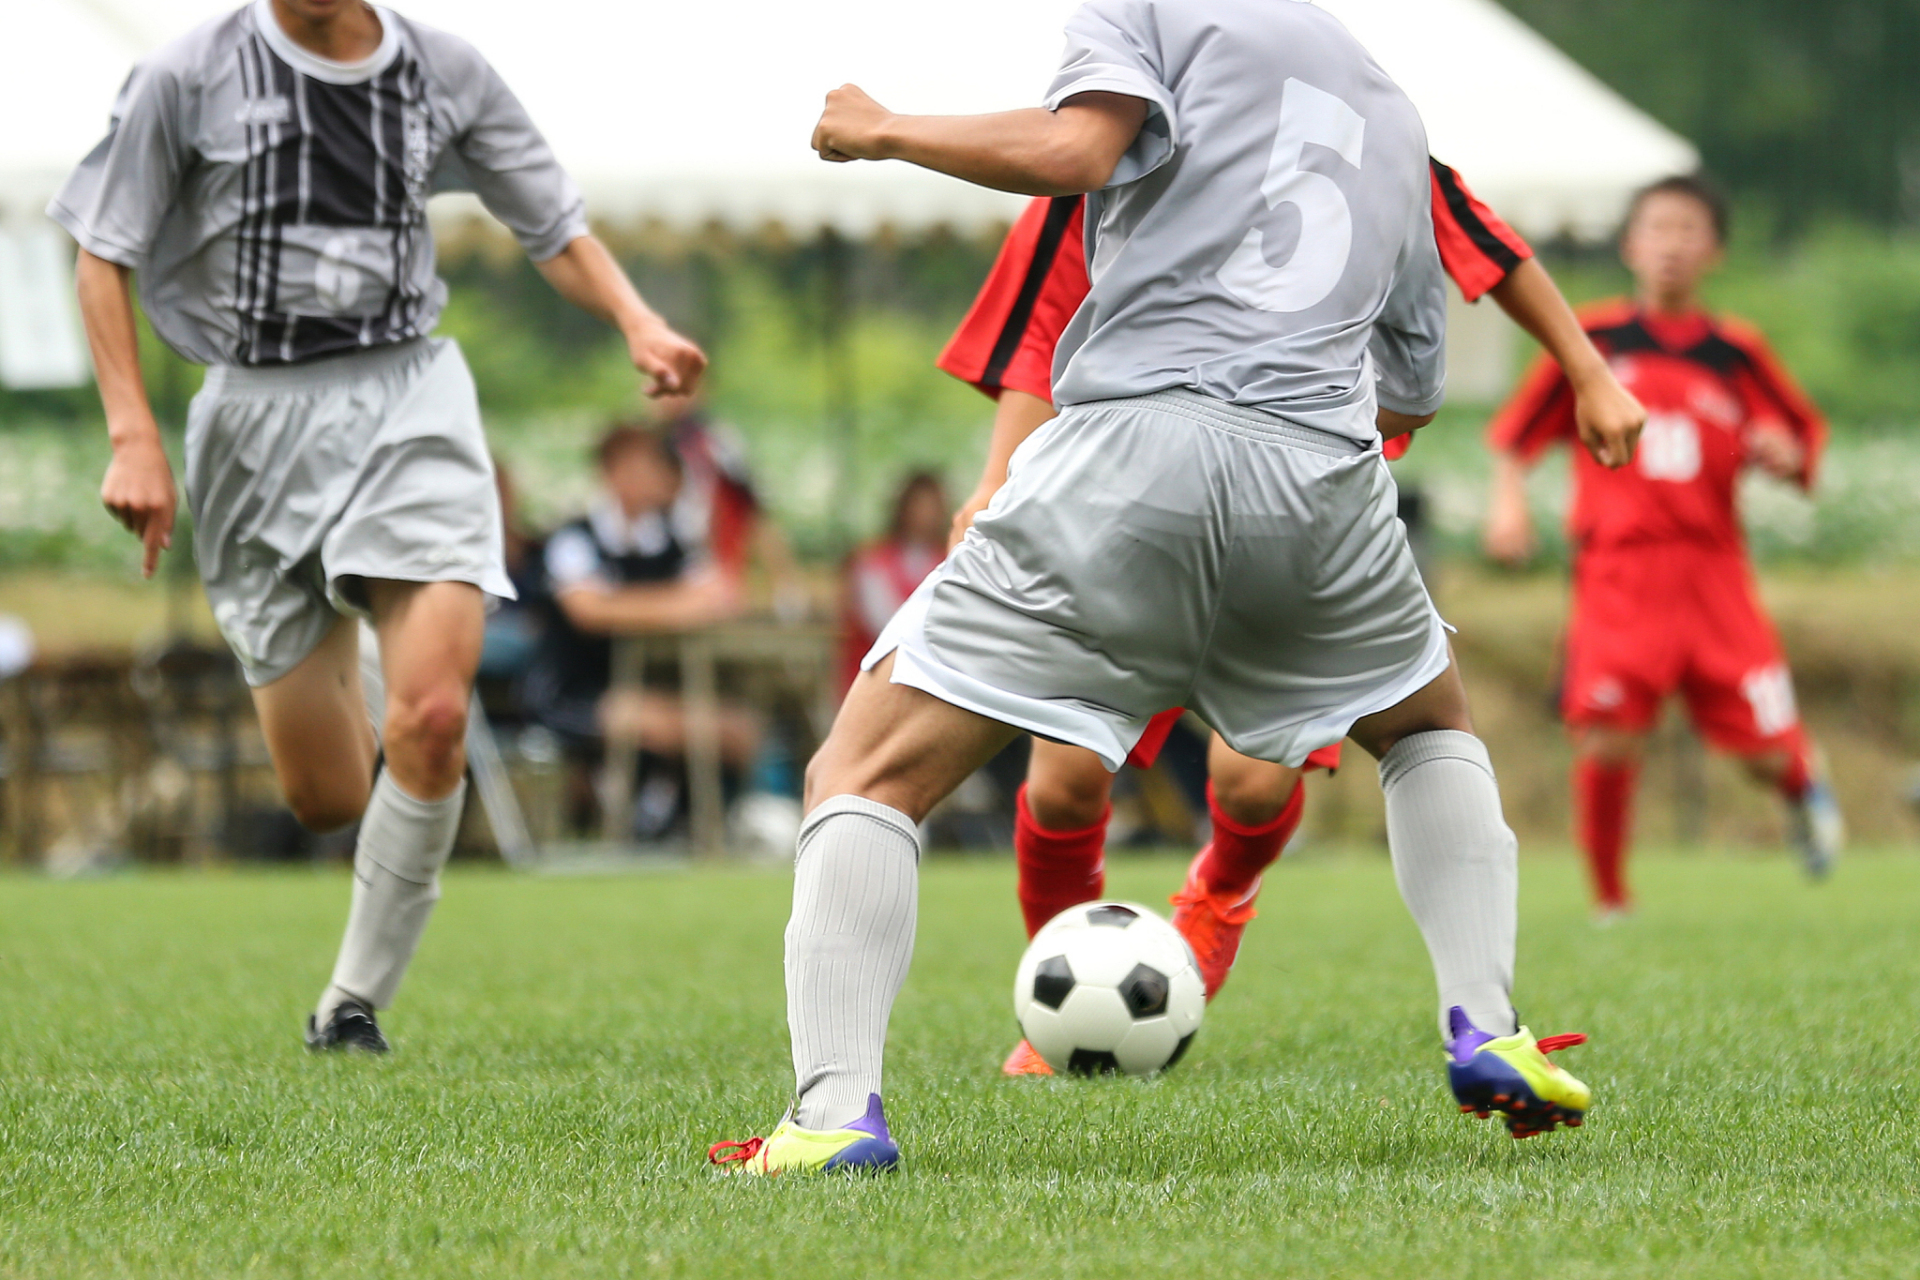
[707,1137,765,1167]
[1536,1033,1588,1055]
[1169,881,1258,928]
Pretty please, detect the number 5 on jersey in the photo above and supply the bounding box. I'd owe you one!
[1219,79,1366,314]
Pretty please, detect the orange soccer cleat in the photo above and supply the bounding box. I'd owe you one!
[1169,851,1261,999]
[1001,1038,1055,1076]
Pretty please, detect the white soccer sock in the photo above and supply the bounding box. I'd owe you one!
[317,771,465,1019]
[1379,731,1519,1039]
[786,795,920,1131]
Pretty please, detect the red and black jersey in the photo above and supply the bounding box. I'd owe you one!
[937,194,1090,404]
[937,159,1534,460]
[1487,302,1826,556]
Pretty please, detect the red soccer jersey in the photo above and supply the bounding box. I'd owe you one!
[1486,302,1826,555]
[937,158,1533,464]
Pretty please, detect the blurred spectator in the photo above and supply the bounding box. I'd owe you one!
[841,470,950,692]
[520,424,758,836]
[654,391,806,617]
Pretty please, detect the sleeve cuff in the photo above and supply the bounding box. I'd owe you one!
[1378,385,1447,417]
[45,202,145,268]
[521,206,591,263]
[1043,69,1177,187]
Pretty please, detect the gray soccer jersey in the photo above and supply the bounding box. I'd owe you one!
[50,0,587,367]
[1046,0,1447,443]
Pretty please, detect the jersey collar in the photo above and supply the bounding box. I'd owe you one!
[252,0,401,85]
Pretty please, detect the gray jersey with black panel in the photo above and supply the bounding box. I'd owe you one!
[50,0,587,367]
[1045,0,1447,442]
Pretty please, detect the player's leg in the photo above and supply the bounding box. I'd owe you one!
[1559,552,1671,914]
[307,581,484,1046]
[1170,736,1306,998]
[998,738,1117,1075]
[1350,659,1592,1137]
[716,655,1019,1171]
[250,615,380,834]
[1678,559,1841,877]
[1016,739,1114,935]
[1572,727,1647,917]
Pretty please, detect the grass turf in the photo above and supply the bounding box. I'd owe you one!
[2,850,1916,1279]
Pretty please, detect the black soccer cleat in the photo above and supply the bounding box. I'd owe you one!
[305,998,390,1053]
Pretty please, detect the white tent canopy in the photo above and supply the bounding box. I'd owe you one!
[5,0,1695,240]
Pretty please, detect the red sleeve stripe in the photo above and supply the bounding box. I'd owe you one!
[1430,160,1525,275]
[980,195,1082,391]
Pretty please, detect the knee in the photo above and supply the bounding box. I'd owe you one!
[1211,767,1296,828]
[282,774,370,834]
[1027,768,1110,831]
[385,685,469,757]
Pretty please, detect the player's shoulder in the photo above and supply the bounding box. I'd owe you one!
[1575,298,1640,333]
[1702,312,1779,360]
[385,11,496,86]
[131,6,254,90]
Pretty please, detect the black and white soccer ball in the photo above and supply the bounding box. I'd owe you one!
[1012,901,1205,1077]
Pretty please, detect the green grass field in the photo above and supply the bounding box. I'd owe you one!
[3,851,1917,1279]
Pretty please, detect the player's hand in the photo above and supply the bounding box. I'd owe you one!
[947,485,998,553]
[1746,423,1805,481]
[100,429,177,579]
[675,570,747,629]
[1571,372,1645,470]
[813,85,895,163]
[628,319,707,398]
[1481,504,1535,567]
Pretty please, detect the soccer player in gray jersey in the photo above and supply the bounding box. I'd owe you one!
[53,0,707,1053]
[708,0,1636,1175]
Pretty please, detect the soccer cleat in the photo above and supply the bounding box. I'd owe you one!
[1790,772,1844,881]
[304,998,389,1053]
[1002,1039,1055,1077]
[1445,1007,1591,1139]
[707,1094,900,1175]
[1169,851,1260,999]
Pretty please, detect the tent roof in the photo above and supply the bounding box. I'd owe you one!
[3,0,1695,241]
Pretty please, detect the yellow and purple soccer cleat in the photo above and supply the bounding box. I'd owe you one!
[1445,1007,1592,1139]
[707,1094,900,1175]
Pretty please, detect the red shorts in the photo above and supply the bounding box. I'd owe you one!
[1127,709,1344,772]
[1562,546,1802,754]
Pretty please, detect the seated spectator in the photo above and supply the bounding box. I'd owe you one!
[841,470,950,692]
[521,425,758,835]
[655,390,808,618]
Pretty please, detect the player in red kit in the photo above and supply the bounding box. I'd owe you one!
[1484,175,1843,915]
[940,162,1646,1074]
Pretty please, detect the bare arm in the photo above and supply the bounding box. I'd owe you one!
[535,236,707,397]
[1488,258,1643,469]
[1378,407,1437,441]
[1481,452,1537,566]
[949,389,1058,551]
[76,250,176,578]
[812,87,1148,196]
[555,574,743,636]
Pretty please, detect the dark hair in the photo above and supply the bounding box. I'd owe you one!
[1627,173,1730,244]
[595,422,681,474]
[888,470,948,541]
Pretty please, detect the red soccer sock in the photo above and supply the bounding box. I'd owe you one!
[1575,757,1638,910]
[1774,741,1813,803]
[1196,778,1305,900]
[1014,784,1108,938]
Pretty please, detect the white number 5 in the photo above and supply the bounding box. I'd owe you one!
[1219,78,1367,314]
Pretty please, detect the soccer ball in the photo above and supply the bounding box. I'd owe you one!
[1012,901,1206,1077]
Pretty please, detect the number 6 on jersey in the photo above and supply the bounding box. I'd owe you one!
[1219,78,1367,314]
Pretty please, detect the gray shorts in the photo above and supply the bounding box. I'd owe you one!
[184,337,511,686]
[866,389,1450,770]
